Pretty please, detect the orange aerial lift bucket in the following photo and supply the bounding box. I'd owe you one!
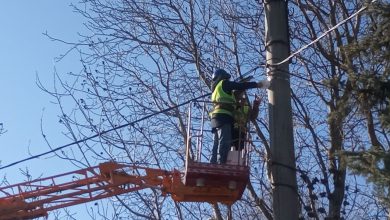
[170,100,251,205]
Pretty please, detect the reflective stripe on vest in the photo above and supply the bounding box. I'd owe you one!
[211,80,236,116]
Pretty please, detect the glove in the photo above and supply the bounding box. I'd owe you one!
[257,80,270,89]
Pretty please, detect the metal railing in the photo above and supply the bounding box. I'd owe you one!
[185,100,251,166]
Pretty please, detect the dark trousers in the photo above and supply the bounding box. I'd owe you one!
[210,123,232,164]
[232,128,246,151]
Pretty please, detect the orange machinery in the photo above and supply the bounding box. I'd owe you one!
[0,100,251,219]
[0,161,249,220]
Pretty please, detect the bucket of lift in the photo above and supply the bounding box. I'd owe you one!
[173,100,251,205]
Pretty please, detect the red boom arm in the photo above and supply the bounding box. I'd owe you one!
[0,161,248,220]
[0,162,171,220]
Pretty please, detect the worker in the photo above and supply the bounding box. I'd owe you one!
[210,69,269,164]
[232,92,261,151]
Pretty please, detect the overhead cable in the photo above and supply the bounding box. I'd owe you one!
[270,0,377,67]
[0,93,211,171]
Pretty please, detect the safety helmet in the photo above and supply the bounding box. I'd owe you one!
[212,69,231,81]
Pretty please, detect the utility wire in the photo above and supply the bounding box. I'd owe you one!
[270,0,376,67]
[0,93,211,171]
[0,1,377,171]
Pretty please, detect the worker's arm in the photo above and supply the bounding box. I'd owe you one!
[222,81,258,94]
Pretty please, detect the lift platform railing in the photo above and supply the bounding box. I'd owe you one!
[185,100,252,167]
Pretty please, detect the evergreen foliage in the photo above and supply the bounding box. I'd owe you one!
[342,150,390,207]
[342,1,390,209]
[346,2,390,129]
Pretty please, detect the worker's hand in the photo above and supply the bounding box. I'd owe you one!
[253,94,261,106]
[257,79,270,89]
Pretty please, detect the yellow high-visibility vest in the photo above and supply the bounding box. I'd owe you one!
[211,80,236,117]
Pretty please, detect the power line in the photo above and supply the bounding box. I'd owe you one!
[0,1,377,171]
[0,93,211,171]
[270,0,376,67]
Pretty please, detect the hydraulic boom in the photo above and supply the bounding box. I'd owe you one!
[0,161,248,220]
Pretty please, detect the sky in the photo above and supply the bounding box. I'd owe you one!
[0,1,90,218]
